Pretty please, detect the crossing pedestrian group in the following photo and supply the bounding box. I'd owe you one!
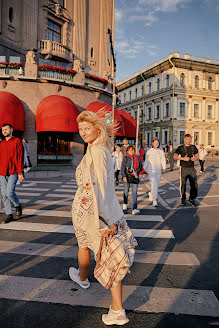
[0,117,208,326]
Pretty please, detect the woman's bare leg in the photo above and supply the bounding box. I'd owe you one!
[78,247,91,281]
[110,281,123,310]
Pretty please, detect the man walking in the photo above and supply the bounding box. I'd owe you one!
[198,144,208,173]
[174,134,199,206]
[121,138,129,156]
[0,123,24,224]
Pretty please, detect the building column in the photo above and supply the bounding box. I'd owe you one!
[188,96,192,120]
[173,95,177,119]
[216,99,219,122]
[202,97,206,121]
[202,72,206,89]
[188,70,192,88]
[216,74,219,90]
[160,97,164,120]
[152,101,155,121]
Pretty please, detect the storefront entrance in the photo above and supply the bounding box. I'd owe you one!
[37,132,73,165]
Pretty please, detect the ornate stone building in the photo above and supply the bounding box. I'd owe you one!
[0,0,115,166]
[117,52,219,152]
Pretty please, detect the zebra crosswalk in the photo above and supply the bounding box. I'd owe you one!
[0,177,219,319]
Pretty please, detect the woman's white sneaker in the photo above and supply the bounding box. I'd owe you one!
[102,306,129,325]
[122,204,128,210]
[148,191,153,202]
[152,200,158,207]
[132,209,140,215]
[69,267,90,289]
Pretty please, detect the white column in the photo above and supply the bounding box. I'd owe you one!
[188,97,192,120]
[160,98,164,120]
[152,101,155,121]
[215,74,219,90]
[202,72,206,89]
[202,98,206,121]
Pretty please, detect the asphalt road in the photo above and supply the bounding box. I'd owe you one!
[0,159,218,328]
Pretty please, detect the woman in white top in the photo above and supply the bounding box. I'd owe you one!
[198,144,208,173]
[113,145,123,185]
[69,111,137,325]
[143,139,166,207]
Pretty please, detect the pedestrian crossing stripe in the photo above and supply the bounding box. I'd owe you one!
[0,221,175,238]
[0,275,218,317]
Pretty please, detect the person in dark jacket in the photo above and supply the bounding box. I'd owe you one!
[167,144,175,171]
[121,145,142,215]
[0,123,24,224]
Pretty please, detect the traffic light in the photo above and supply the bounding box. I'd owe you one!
[105,111,112,125]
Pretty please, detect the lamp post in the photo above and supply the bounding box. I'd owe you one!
[141,73,146,146]
[168,57,175,146]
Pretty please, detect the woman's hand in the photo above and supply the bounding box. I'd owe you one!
[123,177,127,183]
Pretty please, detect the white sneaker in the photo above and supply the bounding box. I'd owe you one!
[132,209,140,215]
[153,200,158,207]
[122,204,128,210]
[148,191,153,202]
[69,267,90,289]
[102,306,129,325]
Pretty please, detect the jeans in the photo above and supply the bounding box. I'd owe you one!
[0,174,20,215]
[180,167,198,201]
[199,160,205,172]
[123,182,138,210]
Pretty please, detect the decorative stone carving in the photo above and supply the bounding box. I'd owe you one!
[26,50,36,64]
[74,59,84,72]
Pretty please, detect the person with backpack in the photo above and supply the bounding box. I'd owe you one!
[173,134,199,206]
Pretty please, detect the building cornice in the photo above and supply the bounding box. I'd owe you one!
[117,52,219,91]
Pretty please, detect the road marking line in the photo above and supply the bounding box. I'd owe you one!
[0,275,218,317]
[16,192,41,196]
[0,241,199,265]
[16,187,50,192]
[46,194,74,198]
[0,221,174,238]
[24,181,62,184]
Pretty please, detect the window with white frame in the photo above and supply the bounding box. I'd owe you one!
[180,131,185,144]
[163,130,168,145]
[194,131,199,145]
[157,78,160,91]
[194,104,199,118]
[165,103,169,117]
[155,105,160,118]
[148,107,151,120]
[47,19,61,43]
[208,77,213,90]
[180,73,185,87]
[179,102,185,116]
[166,74,169,88]
[194,75,199,89]
[207,132,213,145]
[207,105,213,118]
[148,82,152,94]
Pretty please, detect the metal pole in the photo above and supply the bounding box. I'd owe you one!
[169,57,175,145]
[136,105,140,154]
[141,73,146,146]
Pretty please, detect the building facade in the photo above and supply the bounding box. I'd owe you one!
[0,0,114,166]
[117,52,219,152]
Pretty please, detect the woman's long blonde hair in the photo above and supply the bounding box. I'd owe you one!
[77,110,115,150]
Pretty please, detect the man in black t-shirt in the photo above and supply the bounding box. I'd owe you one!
[174,134,199,206]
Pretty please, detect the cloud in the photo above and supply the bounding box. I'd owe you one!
[129,12,157,26]
[138,0,191,12]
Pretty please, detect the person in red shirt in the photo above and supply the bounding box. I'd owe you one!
[0,123,24,224]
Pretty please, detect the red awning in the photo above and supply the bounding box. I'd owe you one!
[116,109,140,138]
[36,95,80,132]
[0,91,24,131]
[86,101,125,136]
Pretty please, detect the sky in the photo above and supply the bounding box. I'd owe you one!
[114,0,219,82]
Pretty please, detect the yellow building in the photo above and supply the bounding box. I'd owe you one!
[117,52,219,153]
[0,0,114,166]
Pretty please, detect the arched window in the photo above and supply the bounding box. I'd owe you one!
[180,73,185,87]
[166,74,169,88]
[194,75,199,89]
[157,78,160,91]
[148,82,152,94]
[208,77,212,90]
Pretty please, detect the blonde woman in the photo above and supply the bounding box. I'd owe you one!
[69,111,137,325]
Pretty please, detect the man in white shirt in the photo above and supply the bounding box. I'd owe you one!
[198,144,208,173]
[143,139,166,207]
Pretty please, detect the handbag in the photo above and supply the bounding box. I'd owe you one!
[125,168,139,184]
[94,216,136,289]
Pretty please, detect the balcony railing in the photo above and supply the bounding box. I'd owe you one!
[38,40,73,61]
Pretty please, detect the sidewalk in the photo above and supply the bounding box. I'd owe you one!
[25,166,75,178]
